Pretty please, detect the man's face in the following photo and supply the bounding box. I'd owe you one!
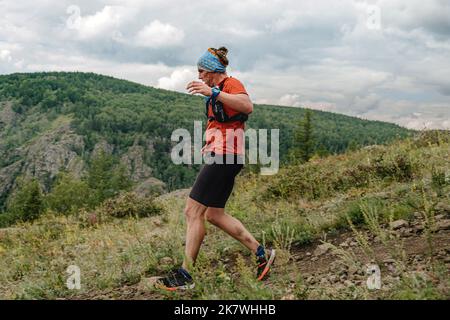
[198,69,213,87]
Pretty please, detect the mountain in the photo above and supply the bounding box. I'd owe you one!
[0,71,412,209]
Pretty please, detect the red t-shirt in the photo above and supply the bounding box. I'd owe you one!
[202,77,248,155]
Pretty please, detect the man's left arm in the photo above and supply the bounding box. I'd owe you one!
[186,81,253,114]
[216,92,253,114]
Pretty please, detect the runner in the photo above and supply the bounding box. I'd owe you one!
[157,47,275,291]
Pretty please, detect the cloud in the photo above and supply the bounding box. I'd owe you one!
[0,0,449,130]
[278,94,302,107]
[134,20,185,48]
[67,5,134,40]
[157,67,196,92]
[0,50,12,62]
[23,50,173,87]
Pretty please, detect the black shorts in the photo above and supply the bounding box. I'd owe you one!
[189,153,244,208]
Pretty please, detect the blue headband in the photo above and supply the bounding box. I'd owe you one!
[197,49,226,73]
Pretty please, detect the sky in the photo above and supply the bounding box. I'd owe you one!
[0,0,449,129]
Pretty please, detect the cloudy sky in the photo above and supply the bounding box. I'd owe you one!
[1,0,449,129]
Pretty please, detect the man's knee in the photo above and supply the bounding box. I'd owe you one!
[184,198,206,221]
[205,208,224,225]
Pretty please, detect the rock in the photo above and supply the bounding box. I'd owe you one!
[329,261,341,270]
[281,294,296,300]
[413,212,422,219]
[159,257,173,266]
[357,269,366,276]
[434,214,445,221]
[375,192,390,200]
[414,223,425,233]
[383,258,396,264]
[306,276,315,284]
[313,244,331,256]
[0,101,18,126]
[339,241,349,248]
[137,276,162,290]
[435,219,450,231]
[350,241,358,247]
[387,264,397,274]
[434,202,450,215]
[344,280,354,287]
[437,250,446,257]
[92,140,114,157]
[87,213,98,225]
[311,257,319,262]
[156,188,191,202]
[363,145,384,152]
[444,256,450,264]
[134,177,166,197]
[400,228,414,237]
[390,219,409,230]
[152,218,163,227]
[120,145,153,182]
[0,161,23,198]
[20,124,86,192]
[306,252,312,256]
[348,266,358,275]
[328,275,338,283]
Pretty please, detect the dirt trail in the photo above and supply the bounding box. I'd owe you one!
[70,216,450,300]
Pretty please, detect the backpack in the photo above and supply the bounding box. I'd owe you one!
[205,77,249,123]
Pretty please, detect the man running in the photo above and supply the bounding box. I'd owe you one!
[157,47,275,291]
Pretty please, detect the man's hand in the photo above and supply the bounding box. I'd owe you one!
[186,81,212,96]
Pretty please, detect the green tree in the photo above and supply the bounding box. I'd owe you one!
[7,178,45,222]
[86,152,132,206]
[46,173,91,214]
[291,110,314,163]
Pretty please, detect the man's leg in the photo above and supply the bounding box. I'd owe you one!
[205,207,260,253]
[205,207,276,281]
[182,197,208,271]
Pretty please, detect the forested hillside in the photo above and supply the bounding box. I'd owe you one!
[0,72,412,211]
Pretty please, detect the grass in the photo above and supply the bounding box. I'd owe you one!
[0,131,449,299]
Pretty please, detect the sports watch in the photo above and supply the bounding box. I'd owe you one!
[211,87,221,99]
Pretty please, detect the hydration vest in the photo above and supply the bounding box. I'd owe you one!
[205,77,249,123]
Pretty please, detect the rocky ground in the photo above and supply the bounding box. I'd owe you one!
[69,208,450,300]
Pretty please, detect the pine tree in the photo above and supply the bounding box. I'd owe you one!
[291,110,314,163]
[86,152,132,206]
[7,178,45,222]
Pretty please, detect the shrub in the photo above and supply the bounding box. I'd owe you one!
[431,166,448,196]
[0,212,16,228]
[336,197,385,228]
[266,146,419,201]
[96,192,163,219]
[294,224,314,245]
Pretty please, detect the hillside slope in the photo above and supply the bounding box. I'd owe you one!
[0,131,448,300]
[0,72,412,209]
